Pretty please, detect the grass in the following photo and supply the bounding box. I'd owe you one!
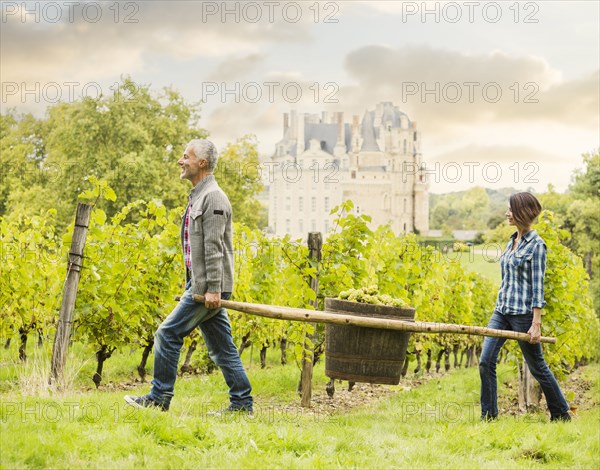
[457,252,502,285]
[1,341,599,469]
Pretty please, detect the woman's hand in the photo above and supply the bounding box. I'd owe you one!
[527,321,542,344]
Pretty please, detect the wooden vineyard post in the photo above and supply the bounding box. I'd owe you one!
[300,232,322,408]
[50,203,92,386]
[518,358,541,411]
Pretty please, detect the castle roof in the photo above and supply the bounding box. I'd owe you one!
[276,102,413,158]
[360,102,411,152]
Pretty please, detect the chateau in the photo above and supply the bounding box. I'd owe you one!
[266,102,429,238]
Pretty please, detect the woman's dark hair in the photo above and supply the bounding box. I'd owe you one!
[509,192,542,228]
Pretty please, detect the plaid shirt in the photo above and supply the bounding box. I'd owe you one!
[495,229,547,315]
[183,195,192,269]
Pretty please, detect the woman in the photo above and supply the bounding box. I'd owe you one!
[479,192,571,421]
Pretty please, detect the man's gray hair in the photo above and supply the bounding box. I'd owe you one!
[188,139,218,171]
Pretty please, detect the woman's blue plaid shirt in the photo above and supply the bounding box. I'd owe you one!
[495,229,547,315]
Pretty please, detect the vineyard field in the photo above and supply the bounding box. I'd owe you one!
[1,187,599,469]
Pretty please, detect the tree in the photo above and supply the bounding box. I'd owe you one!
[0,79,203,231]
[430,201,451,229]
[214,135,266,229]
[562,152,599,315]
[0,112,46,216]
[429,187,498,230]
[1,78,267,231]
[461,187,490,227]
[571,151,600,200]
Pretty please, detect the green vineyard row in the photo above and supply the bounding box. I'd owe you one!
[1,181,598,385]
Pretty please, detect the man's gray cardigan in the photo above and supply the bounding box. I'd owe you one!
[181,175,234,295]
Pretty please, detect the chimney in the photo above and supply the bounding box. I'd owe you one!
[290,110,297,140]
[352,115,360,152]
[375,102,383,120]
[283,113,289,136]
[297,113,305,153]
[334,112,345,156]
[337,112,344,142]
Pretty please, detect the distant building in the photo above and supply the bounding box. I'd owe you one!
[266,102,429,238]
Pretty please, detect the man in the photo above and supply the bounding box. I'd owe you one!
[125,139,253,413]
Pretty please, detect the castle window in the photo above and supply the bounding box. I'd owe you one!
[299,197,303,211]
[351,170,356,179]
[383,194,390,210]
[325,197,330,211]
[403,198,407,213]
[312,197,317,211]
[311,220,317,231]
[403,223,407,232]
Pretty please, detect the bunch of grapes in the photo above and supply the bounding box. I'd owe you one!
[338,286,410,308]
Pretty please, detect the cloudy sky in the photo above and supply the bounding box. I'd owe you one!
[1,0,598,193]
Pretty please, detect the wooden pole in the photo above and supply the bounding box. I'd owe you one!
[190,296,556,345]
[300,232,322,408]
[50,203,92,385]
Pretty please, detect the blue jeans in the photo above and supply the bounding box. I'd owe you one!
[479,311,569,419]
[149,282,253,410]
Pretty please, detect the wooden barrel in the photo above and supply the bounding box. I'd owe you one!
[325,298,415,385]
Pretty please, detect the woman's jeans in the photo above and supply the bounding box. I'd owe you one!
[479,311,569,419]
[149,282,253,410]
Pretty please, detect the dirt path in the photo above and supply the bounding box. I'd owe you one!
[274,365,596,421]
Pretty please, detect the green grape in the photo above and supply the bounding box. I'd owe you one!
[337,288,410,308]
[339,289,350,300]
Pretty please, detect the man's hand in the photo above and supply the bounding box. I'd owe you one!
[527,322,542,344]
[204,292,221,309]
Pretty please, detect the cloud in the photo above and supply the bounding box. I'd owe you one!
[430,144,565,164]
[425,144,577,193]
[352,0,467,15]
[524,71,599,124]
[0,19,145,84]
[333,44,598,132]
[344,44,560,88]
[207,54,267,81]
[0,1,311,85]
[203,101,281,150]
